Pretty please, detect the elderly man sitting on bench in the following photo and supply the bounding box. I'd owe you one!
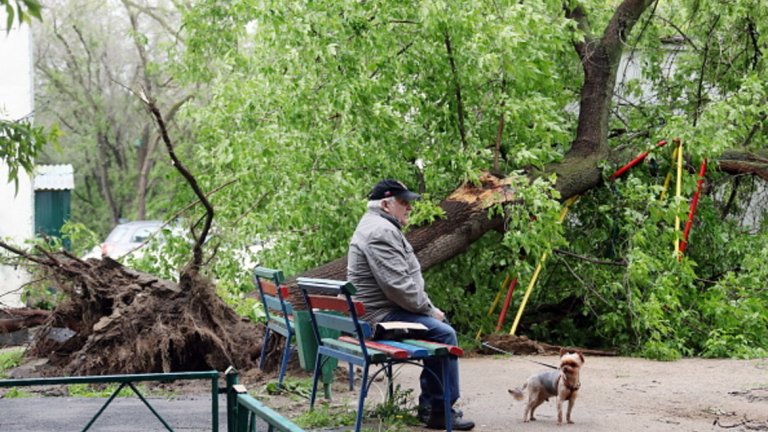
[346,179,475,431]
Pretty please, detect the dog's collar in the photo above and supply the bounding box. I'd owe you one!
[558,370,581,391]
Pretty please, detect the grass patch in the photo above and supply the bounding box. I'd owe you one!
[67,383,175,398]
[293,403,357,429]
[368,385,420,431]
[2,387,34,398]
[264,377,313,400]
[292,385,418,432]
[0,347,25,378]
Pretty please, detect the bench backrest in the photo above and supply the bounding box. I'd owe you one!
[296,277,373,353]
[253,266,292,321]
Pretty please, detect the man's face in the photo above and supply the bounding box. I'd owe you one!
[387,197,412,226]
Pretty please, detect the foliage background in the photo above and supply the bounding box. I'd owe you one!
[27,0,768,359]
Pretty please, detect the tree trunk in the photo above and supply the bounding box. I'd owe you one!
[299,173,514,281]
[136,126,153,220]
[718,150,768,180]
[97,132,120,225]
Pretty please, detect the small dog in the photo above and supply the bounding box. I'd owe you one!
[508,348,585,425]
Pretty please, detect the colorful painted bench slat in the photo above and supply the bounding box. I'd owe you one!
[370,340,430,358]
[404,339,465,357]
[322,338,389,363]
[338,336,410,360]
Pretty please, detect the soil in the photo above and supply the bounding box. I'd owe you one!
[248,353,768,432]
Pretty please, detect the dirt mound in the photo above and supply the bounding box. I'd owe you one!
[480,334,617,356]
[26,252,263,376]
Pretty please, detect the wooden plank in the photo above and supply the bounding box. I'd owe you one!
[397,339,448,356]
[403,339,464,357]
[257,279,289,299]
[253,266,285,283]
[372,340,429,358]
[322,338,388,362]
[263,295,293,314]
[315,312,372,338]
[298,278,357,296]
[267,318,292,337]
[338,336,409,360]
[307,295,365,316]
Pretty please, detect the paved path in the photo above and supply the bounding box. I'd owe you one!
[0,395,228,431]
[3,356,767,431]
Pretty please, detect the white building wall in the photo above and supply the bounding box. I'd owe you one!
[0,16,35,308]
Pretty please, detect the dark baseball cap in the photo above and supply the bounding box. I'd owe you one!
[367,179,421,202]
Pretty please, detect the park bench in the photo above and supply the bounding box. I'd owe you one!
[297,277,463,432]
[253,266,294,388]
[253,266,353,391]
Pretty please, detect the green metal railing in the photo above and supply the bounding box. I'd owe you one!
[225,367,304,432]
[0,370,220,431]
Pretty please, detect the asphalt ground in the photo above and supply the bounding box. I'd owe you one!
[0,395,228,432]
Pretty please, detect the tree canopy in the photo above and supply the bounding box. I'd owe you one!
[27,0,768,359]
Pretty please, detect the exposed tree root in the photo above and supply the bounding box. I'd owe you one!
[9,248,264,376]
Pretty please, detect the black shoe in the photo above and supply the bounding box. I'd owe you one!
[425,411,475,431]
[418,407,463,424]
[417,406,431,424]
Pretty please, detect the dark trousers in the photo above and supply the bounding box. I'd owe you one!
[383,309,460,412]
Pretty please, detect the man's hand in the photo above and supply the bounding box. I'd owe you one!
[430,307,446,322]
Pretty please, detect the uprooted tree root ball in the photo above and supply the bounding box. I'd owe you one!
[27,252,264,376]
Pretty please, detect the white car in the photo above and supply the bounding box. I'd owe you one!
[82,220,178,260]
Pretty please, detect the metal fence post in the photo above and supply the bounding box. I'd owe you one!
[212,373,219,432]
[225,366,239,432]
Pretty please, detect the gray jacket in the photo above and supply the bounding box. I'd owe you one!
[347,207,435,326]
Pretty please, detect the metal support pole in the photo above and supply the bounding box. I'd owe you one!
[225,366,239,432]
[212,374,219,432]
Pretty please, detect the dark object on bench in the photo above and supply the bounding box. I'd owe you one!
[297,277,463,432]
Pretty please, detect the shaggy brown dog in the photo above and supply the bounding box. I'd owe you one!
[508,348,585,424]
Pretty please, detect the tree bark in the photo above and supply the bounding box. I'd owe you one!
[718,150,768,181]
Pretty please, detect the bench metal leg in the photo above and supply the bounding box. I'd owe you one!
[443,357,452,432]
[259,328,272,371]
[353,364,370,432]
[347,363,355,390]
[309,352,322,409]
[277,331,293,387]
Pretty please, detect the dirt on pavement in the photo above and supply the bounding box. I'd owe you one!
[252,354,768,432]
